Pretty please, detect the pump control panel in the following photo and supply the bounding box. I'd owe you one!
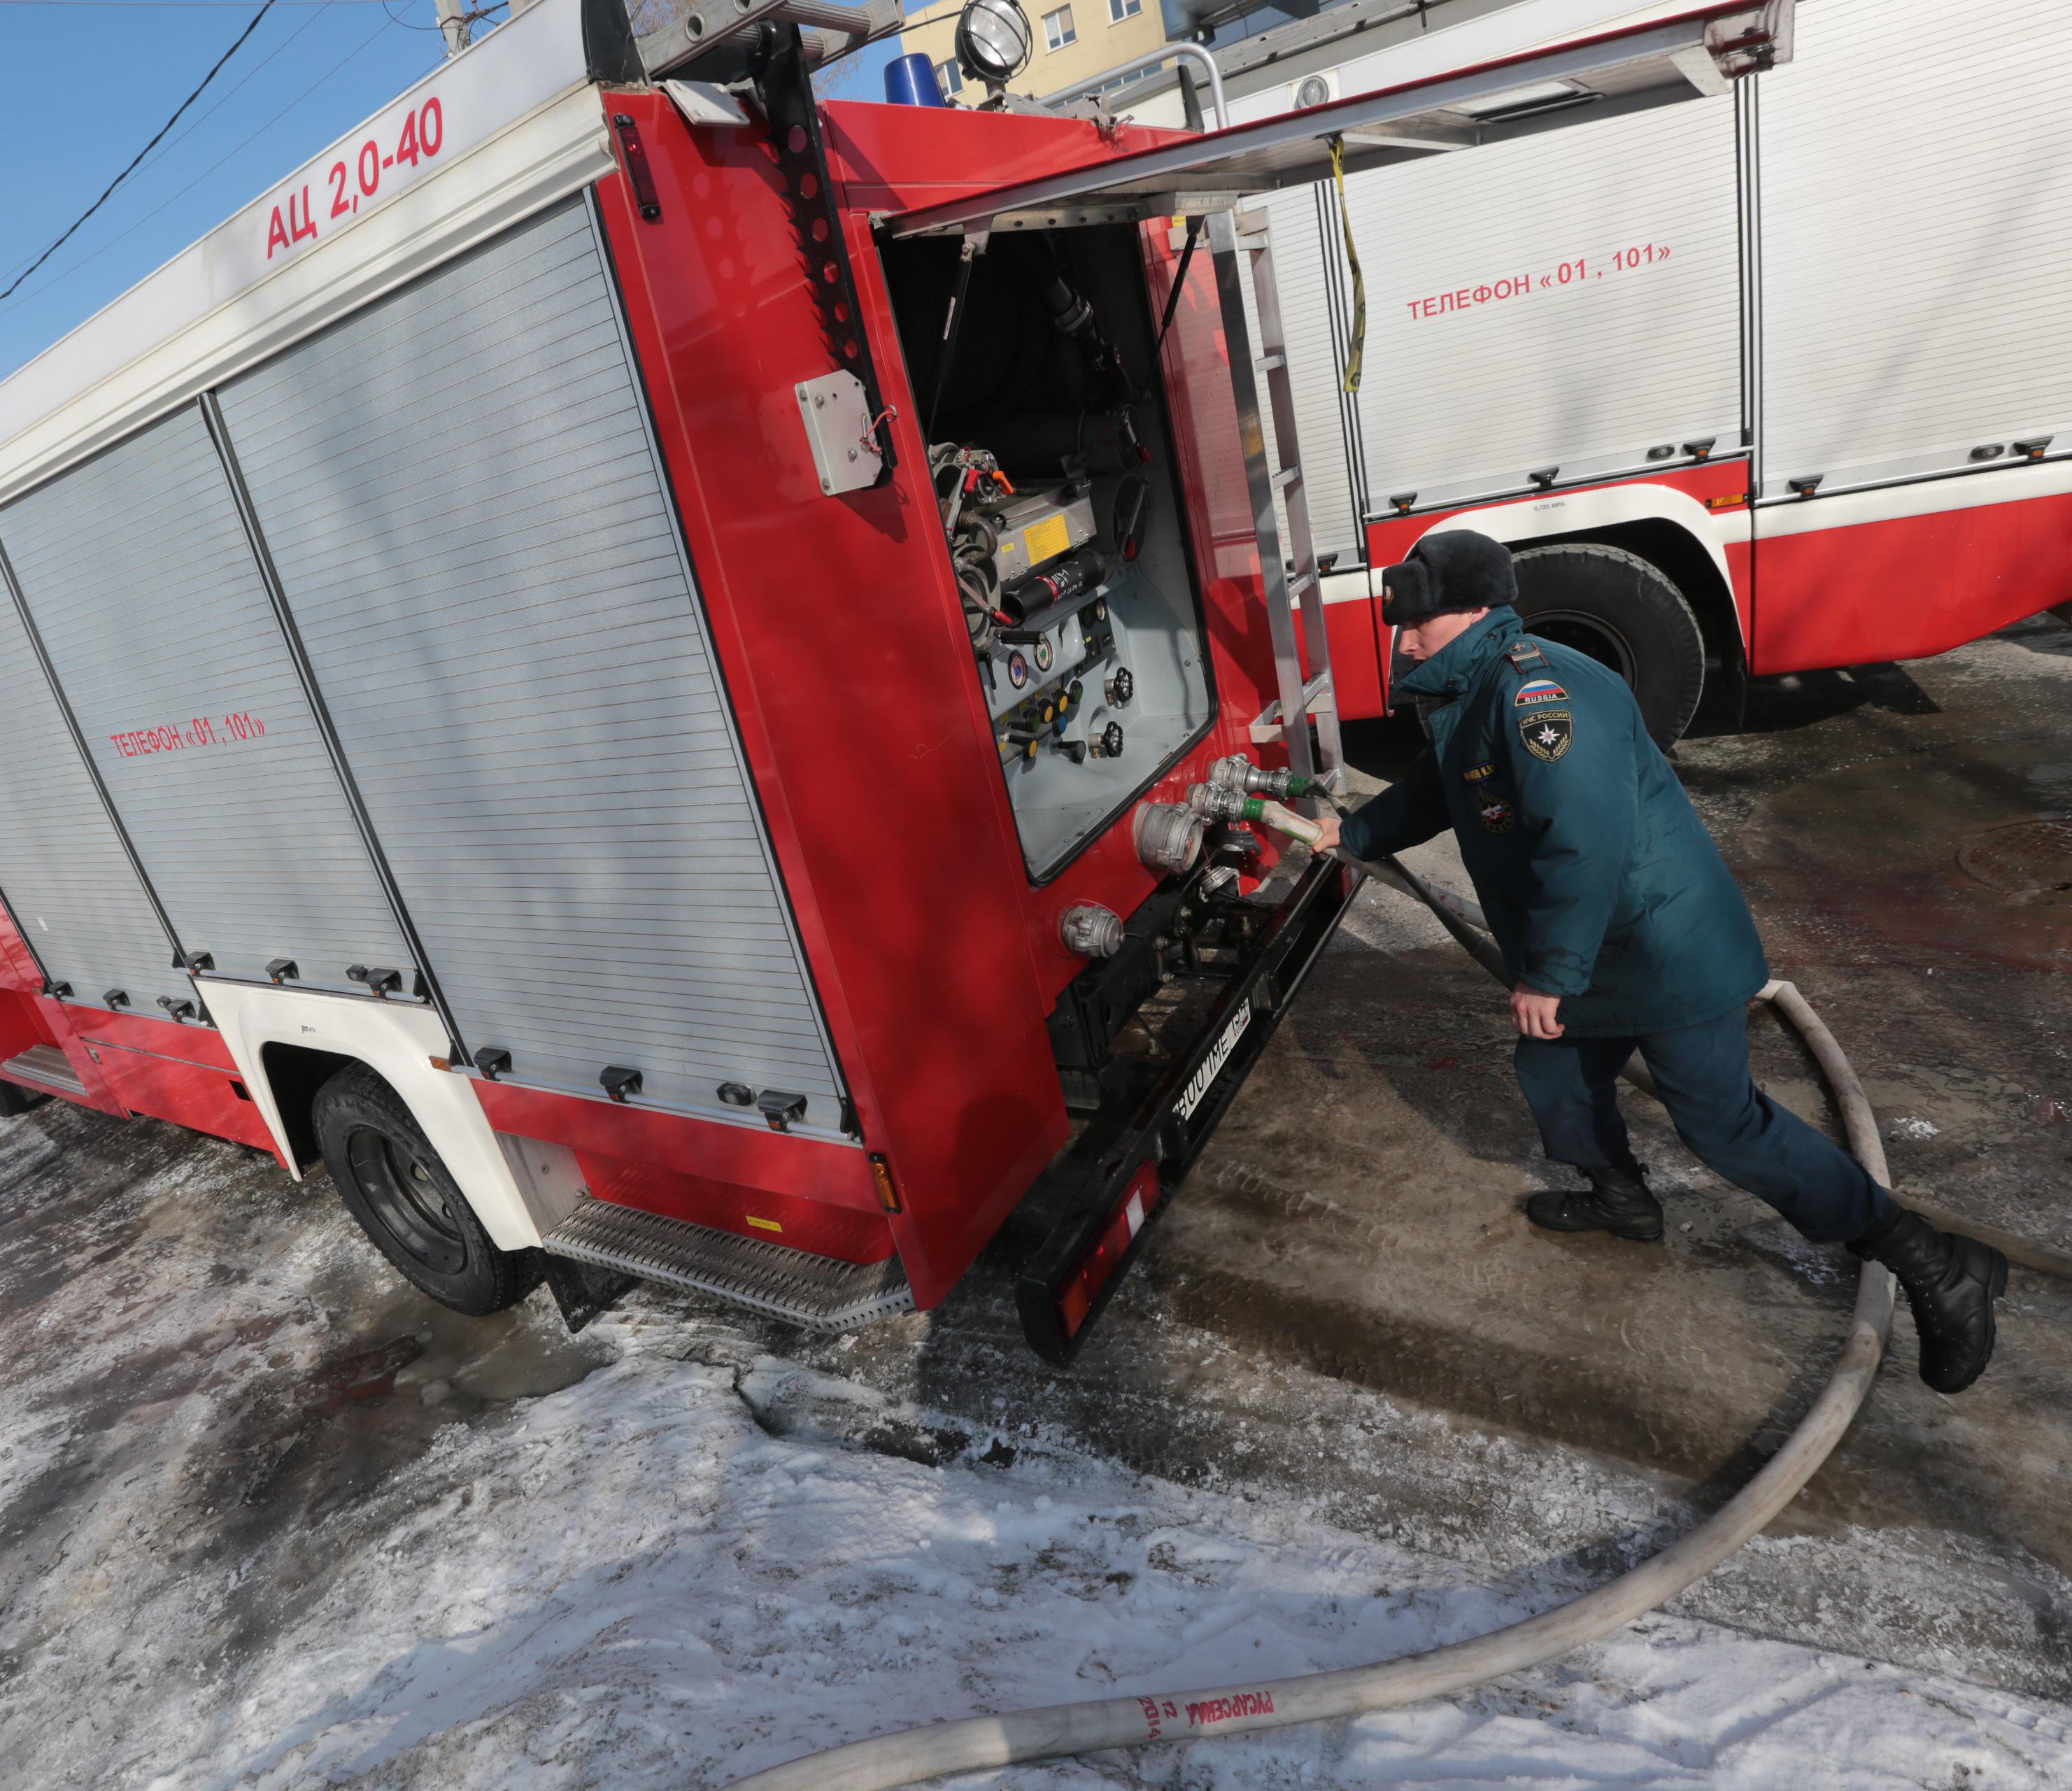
[904,232,1212,879]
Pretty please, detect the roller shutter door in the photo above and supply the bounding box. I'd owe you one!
[215,197,846,1130]
[1329,92,1740,508]
[0,405,411,994]
[0,588,178,1017]
[1757,0,2072,495]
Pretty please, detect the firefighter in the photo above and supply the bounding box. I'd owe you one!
[1312,530,2007,1392]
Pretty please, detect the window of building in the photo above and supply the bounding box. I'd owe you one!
[1043,4,1077,50]
[1099,64,1154,92]
[1107,0,1141,20]
[936,59,963,99]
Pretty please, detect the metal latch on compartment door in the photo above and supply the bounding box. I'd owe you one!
[797,370,887,496]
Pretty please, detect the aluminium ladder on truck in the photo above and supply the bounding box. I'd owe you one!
[1211,208,1344,783]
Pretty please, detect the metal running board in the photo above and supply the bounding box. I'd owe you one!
[541,1196,915,1331]
[1,1044,84,1098]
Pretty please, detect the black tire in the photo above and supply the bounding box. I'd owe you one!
[313,1062,541,1315]
[1511,543,1705,747]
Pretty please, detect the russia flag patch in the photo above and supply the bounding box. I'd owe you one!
[1514,678,1568,707]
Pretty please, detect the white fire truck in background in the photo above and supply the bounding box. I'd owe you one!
[1126,0,2072,742]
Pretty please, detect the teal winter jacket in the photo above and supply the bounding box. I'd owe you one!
[1340,607,1767,1037]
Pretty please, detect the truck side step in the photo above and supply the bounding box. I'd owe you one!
[541,1197,915,1331]
[1,1045,86,1099]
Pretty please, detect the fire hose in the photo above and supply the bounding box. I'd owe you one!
[725,832,2006,1791]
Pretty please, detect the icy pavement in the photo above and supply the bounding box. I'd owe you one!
[0,1098,2066,1791]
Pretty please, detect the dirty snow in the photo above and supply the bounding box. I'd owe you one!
[5,1301,2069,1788]
[1,1079,2069,1790]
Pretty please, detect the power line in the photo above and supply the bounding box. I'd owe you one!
[0,1,325,286]
[0,10,403,319]
[381,0,506,31]
[0,0,280,302]
[127,0,335,180]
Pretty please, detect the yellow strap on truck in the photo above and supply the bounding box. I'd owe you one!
[1328,135,1365,395]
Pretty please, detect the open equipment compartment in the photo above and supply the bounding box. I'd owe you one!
[880,226,1214,880]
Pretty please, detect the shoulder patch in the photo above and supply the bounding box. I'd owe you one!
[1513,678,1568,708]
[1461,762,1496,782]
[1476,787,1515,833]
[1519,707,1574,762]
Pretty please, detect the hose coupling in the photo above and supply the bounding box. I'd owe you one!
[1059,902,1124,958]
[1209,753,1319,800]
[1186,781,1321,844]
[1133,801,1205,875]
[1186,781,1251,822]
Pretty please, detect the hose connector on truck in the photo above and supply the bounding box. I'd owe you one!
[0,0,1794,1359]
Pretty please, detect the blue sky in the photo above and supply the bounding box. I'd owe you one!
[0,0,906,385]
[1,0,1298,383]
[0,1,460,380]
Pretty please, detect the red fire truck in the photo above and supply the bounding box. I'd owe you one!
[0,0,1789,1359]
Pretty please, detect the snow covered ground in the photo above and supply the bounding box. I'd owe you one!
[1,1093,2066,1791]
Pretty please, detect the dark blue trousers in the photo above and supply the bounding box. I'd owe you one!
[1512,1007,1890,1243]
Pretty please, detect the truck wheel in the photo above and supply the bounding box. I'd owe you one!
[1511,544,1705,746]
[313,1062,540,1315]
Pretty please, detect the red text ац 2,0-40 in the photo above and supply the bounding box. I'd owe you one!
[264,97,445,262]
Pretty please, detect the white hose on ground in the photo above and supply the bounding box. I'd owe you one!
[721,861,1903,1791]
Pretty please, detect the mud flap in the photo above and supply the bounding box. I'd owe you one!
[541,1254,636,1334]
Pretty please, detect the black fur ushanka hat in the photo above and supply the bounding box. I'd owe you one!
[1379,530,1518,627]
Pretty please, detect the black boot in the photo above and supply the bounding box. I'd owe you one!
[1526,1163,1663,1242]
[1849,1205,2008,1394]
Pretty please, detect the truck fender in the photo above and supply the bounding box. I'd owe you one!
[1414,481,1745,651]
[201,980,541,1252]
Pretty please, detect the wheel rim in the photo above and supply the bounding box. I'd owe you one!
[1522,607,1640,687]
[346,1126,467,1275]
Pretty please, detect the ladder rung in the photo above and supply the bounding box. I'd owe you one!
[1234,232,1268,253]
[1272,465,1302,490]
[1255,353,1286,372]
[1288,570,1316,597]
[1303,671,1333,707]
